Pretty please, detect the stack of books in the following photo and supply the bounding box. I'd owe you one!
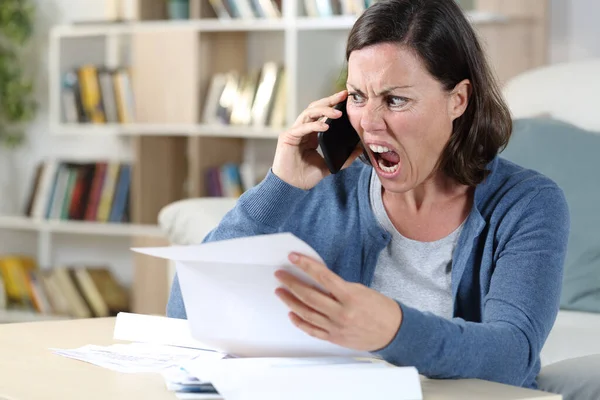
[61,65,135,124]
[25,160,132,224]
[202,62,286,129]
[208,0,282,19]
[205,163,245,198]
[0,256,129,319]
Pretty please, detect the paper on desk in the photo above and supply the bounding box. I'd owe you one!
[182,356,382,383]
[184,358,423,400]
[50,342,225,374]
[132,232,371,358]
[113,312,212,350]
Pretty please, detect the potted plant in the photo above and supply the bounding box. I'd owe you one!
[0,0,36,147]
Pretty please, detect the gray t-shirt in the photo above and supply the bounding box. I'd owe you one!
[369,170,463,319]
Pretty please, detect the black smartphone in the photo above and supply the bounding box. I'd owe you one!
[317,99,361,174]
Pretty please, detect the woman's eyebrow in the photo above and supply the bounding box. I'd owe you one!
[346,83,365,96]
[378,85,413,95]
[346,83,413,96]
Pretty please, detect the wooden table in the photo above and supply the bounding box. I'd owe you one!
[0,318,561,400]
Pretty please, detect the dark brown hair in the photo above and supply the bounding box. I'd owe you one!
[346,0,512,186]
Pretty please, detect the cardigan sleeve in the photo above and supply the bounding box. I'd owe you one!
[374,186,570,387]
[166,170,309,319]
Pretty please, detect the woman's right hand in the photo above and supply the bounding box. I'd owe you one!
[272,90,355,190]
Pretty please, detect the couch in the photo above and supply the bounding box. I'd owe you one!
[501,59,600,368]
[158,59,600,399]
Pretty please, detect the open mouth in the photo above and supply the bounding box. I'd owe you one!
[368,144,401,175]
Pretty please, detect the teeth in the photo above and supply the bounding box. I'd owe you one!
[368,144,391,153]
[378,159,399,173]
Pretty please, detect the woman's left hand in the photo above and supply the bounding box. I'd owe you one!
[275,252,403,352]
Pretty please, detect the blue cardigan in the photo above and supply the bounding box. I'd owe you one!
[167,157,570,389]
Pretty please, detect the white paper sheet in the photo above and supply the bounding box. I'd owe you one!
[184,358,422,400]
[132,233,371,358]
[113,312,212,350]
[181,356,382,384]
[50,343,225,374]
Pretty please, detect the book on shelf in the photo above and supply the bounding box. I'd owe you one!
[204,162,268,198]
[269,68,287,129]
[24,160,132,224]
[0,256,130,319]
[230,69,260,125]
[208,0,282,20]
[251,61,280,127]
[0,256,38,311]
[61,65,135,125]
[202,62,287,129]
[113,67,136,123]
[205,163,244,198]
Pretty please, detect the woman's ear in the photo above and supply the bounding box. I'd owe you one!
[449,79,471,120]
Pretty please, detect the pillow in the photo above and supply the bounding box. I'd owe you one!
[502,59,600,133]
[500,118,600,313]
[537,354,600,400]
[158,198,237,245]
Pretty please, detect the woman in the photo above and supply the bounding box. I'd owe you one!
[167,0,569,389]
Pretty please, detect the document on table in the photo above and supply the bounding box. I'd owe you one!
[113,312,211,350]
[132,232,371,358]
[50,342,225,374]
[182,357,423,400]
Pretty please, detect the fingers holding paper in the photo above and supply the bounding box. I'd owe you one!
[275,252,404,352]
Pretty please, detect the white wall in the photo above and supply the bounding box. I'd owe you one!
[550,0,600,63]
[566,0,600,61]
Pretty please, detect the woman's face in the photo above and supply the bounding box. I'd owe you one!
[346,43,469,193]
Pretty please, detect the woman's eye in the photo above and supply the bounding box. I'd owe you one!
[387,96,408,107]
[349,93,365,104]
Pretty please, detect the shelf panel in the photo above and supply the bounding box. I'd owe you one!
[51,123,282,139]
[193,18,287,32]
[466,10,510,24]
[295,16,357,30]
[51,10,509,38]
[0,216,163,238]
[295,10,508,30]
[0,215,40,232]
[52,19,287,37]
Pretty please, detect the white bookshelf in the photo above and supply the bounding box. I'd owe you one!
[47,8,512,138]
[52,19,289,38]
[0,214,163,269]
[51,10,510,37]
[0,215,162,237]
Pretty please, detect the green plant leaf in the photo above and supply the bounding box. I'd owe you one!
[0,0,35,147]
[0,0,34,44]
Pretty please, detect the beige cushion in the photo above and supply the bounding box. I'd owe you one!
[158,198,237,245]
[541,311,600,367]
[537,354,600,400]
[503,59,600,132]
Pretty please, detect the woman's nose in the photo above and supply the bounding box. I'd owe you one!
[360,102,386,134]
